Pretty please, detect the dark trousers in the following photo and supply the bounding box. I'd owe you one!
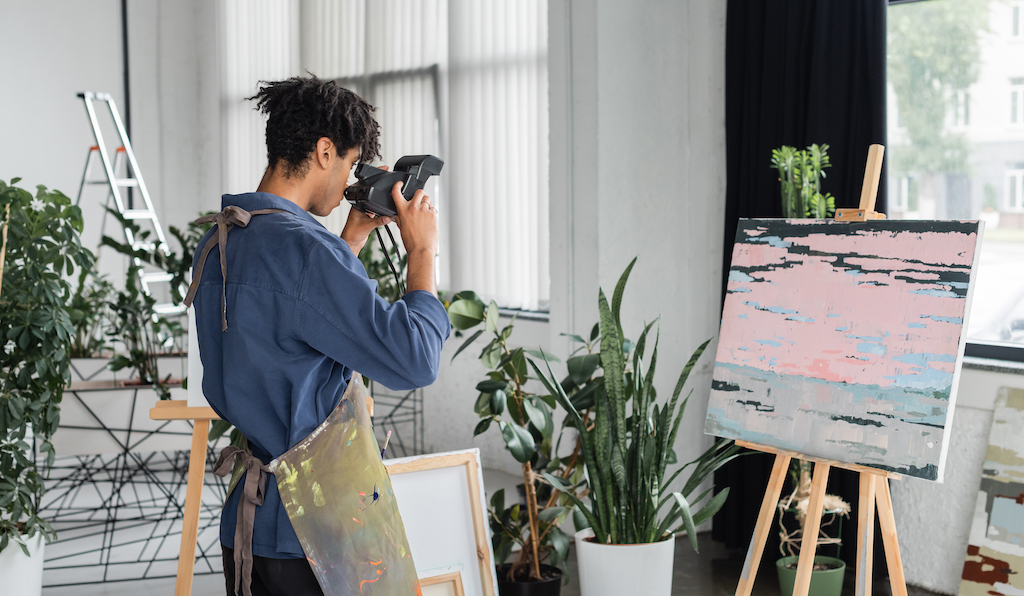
[222,545,324,596]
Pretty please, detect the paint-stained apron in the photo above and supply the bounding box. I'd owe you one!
[184,206,421,596]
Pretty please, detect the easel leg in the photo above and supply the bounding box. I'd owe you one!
[175,419,210,596]
[856,473,877,596]
[792,462,831,596]
[875,478,908,596]
[735,454,792,596]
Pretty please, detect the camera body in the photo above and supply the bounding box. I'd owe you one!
[344,155,444,217]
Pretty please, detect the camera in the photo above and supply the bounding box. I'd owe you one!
[344,155,444,218]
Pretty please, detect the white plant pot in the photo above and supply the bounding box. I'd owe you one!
[574,528,675,596]
[0,533,45,596]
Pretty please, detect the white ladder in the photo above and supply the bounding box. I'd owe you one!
[75,91,183,315]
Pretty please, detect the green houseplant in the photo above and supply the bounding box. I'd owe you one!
[447,291,580,594]
[771,143,836,218]
[0,180,93,570]
[774,461,850,596]
[529,259,743,596]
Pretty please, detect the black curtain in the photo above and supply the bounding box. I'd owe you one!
[714,0,888,572]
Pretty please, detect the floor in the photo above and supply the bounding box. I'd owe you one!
[41,531,943,596]
[38,468,943,596]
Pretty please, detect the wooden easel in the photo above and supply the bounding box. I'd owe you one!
[152,397,374,596]
[149,400,221,596]
[734,144,909,596]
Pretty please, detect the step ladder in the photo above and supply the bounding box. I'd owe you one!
[75,91,183,315]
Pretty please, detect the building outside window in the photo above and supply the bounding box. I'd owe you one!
[889,0,1024,349]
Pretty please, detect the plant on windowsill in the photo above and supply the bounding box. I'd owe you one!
[774,460,850,596]
[447,291,584,595]
[528,258,744,596]
[0,179,94,586]
[771,143,836,218]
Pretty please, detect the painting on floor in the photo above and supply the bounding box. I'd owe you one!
[959,387,1024,596]
[704,219,983,481]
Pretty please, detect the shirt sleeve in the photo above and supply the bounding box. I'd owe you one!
[295,241,451,390]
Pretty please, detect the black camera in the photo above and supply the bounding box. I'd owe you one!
[344,155,444,218]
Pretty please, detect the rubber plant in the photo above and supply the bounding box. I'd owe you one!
[530,258,743,549]
[447,291,581,584]
[0,179,94,555]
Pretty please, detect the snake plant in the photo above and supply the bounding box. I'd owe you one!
[530,258,743,550]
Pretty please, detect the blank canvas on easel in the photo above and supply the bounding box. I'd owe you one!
[705,219,983,481]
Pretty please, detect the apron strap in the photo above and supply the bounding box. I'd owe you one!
[214,445,272,596]
[183,206,286,330]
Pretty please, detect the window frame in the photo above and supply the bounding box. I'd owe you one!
[888,0,1024,365]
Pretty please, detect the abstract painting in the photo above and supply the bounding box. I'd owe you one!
[271,378,422,595]
[705,219,983,481]
[959,387,1024,596]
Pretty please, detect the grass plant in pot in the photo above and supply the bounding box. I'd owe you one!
[0,179,93,595]
[448,291,580,596]
[775,461,850,596]
[529,259,743,596]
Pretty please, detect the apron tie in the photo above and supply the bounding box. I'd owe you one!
[214,445,272,596]
[183,206,285,330]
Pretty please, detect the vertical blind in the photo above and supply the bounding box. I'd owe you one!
[220,0,299,195]
[448,0,549,310]
[221,0,548,310]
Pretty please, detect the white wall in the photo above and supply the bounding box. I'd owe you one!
[547,0,728,492]
[0,0,221,281]
[893,361,1024,595]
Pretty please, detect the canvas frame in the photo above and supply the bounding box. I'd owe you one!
[386,449,497,596]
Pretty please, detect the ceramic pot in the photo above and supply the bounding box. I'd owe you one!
[776,555,846,596]
[496,563,562,596]
[0,532,45,596]
[574,528,675,596]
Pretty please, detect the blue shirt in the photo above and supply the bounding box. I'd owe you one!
[192,192,450,559]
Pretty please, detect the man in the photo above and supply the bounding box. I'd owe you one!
[189,76,450,596]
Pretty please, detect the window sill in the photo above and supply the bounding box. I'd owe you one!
[964,341,1024,371]
[497,307,550,322]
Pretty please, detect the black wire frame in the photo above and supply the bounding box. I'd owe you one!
[37,378,229,586]
[368,380,426,458]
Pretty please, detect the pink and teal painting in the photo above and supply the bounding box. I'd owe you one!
[704,219,983,481]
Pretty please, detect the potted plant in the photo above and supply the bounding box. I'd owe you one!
[771,143,836,218]
[447,291,579,595]
[774,460,850,596]
[0,179,93,595]
[529,259,743,596]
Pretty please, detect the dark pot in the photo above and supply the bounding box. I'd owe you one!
[496,564,562,596]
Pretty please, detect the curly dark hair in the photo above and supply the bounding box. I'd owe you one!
[247,76,381,178]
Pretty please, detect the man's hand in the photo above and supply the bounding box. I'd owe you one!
[340,208,391,256]
[340,165,391,255]
[392,181,439,296]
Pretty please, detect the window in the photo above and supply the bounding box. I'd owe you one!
[1013,78,1024,125]
[219,0,550,312]
[953,90,970,127]
[889,0,1024,350]
[1009,170,1024,212]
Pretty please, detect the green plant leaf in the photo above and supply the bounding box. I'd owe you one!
[550,526,570,568]
[476,380,507,393]
[451,329,484,362]
[474,418,493,437]
[498,420,536,463]
[474,392,492,416]
[611,257,637,329]
[566,353,600,386]
[524,348,560,363]
[538,506,568,523]
[490,389,507,416]
[523,399,551,437]
[480,340,502,370]
[671,492,699,553]
[486,300,500,334]
[448,298,486,330]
